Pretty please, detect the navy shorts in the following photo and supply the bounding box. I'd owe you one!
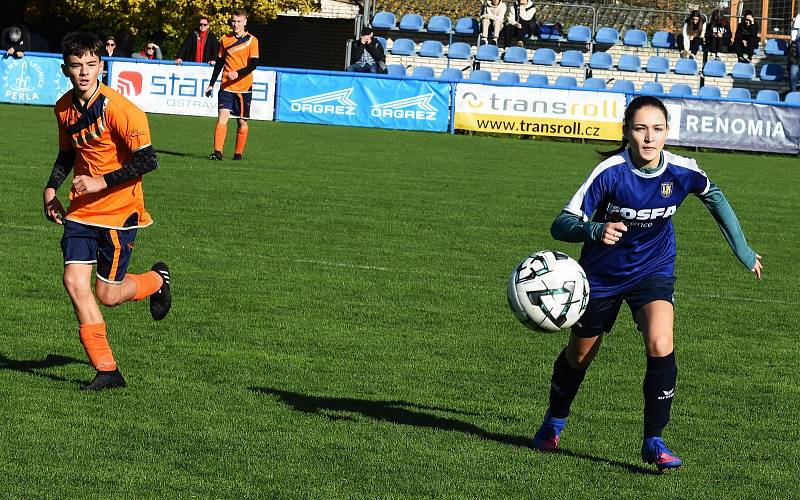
[61,220,137,284]
[218,90,252,119]
[572,275,676,338]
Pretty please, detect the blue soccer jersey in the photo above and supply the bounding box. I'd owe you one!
[563,149,710,298]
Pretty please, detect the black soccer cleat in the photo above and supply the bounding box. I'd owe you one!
[208,151,223,160]
[82,369,127,391]
[233,153,243,160]
[150,262,172,321]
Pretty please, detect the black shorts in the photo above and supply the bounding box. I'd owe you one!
[572,275,675,338]
[218,90,252,119]
[61,220,137,284]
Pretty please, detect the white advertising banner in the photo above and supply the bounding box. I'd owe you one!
[108,61,275,120]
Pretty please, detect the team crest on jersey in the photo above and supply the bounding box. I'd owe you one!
[660,182,673,198]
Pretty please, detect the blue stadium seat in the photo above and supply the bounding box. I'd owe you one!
[698,85,721,99]
[755,89,781,103]
[503,46,528,64]
[447,42,472,60]
[375,37,388,53]
[418,40,444,58]
[554,76,577,88]
[595,27,620,45]
[651,31,675,49]
[427,15,452,33]
[703,60,727,77]
[525,73,548,86]
[623,29,647,47]
[731,62,756,80]
[583,77,606,89]
[469,69,492,82]
[386,64,406,77]
[639,81,664,95]
[410,66,435,79]
[764,38,787,56]
[475,44,500,62]
[532,48,557,65]
[645,56,669,74]
[560,50,584,68]
[398,13,424,31]
[454,17,479,34]
[371,11,396,30]
[390,38,415,56]
[786,92,800,105]
[727,87,751,100]
[669,84,693,96]
[759,63,784,81]
[588,52,613,70]
[611,79,635,92]
[617,54,641,72]
[566,25,592,43]
[497,72,521,85]
[439,68,463,81]
[538,24,563,40]
[674,58,698,75]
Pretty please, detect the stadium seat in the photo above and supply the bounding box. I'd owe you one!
[645,56,669,74]
[390,38,415,56]
[731,62,756,80]
[755,89,781,103]
[583,77,606,89]
[497,72,521,85]
[454,17,479,34]
[764,38,787,56]
[371,11,397,29]
[617,54,641,72]
[566,25,592,43]
[427,15,452,33]
[759,63,784,81]
[554,76,578,88]
[639,81,664,95]
[418,40,444,58]
[411,66,435,79]
[398,13,424,31]
[698,85,722,99]
[386,64,406,77]
[439,67,463,81]
[538,24,563,41]
[785,92,800,105]
[651,31,675,49]
[525,73,548,86]
[588,52,613,70]
[475,44,500,62]
[447,42,472,60]
[469,69,492,82]
[727,87,751,100]
[623,29,647,47]
[703,60,727,77]
[503,46,528,64]
[669,84,693,96]
[560,50,584,68]
[674,58,698,75]
[595,27,620,45]
[611,79,635,92]
[532,48,557,65]
[375,36,388,53]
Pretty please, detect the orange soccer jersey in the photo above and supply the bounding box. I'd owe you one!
[218,32,260,92]
[54,83,153,229]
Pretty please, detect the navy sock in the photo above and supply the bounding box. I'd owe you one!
[548,348,587,419]
[643,351,677,438]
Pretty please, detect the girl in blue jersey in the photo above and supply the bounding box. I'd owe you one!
[531,96,762,472]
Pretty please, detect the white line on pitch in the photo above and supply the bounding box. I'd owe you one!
[677,292,787,305]
[292,258,389,272]
[0,223,50,231]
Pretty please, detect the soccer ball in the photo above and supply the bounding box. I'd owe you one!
[507,250,590,332]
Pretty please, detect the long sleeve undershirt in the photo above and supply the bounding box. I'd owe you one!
[45,145,159,191]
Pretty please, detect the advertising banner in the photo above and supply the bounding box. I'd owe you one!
[277,73,450,132]
[109,61,275,120]
[0,55,72,105]
[454,84,626,140]
[663,98,800,154]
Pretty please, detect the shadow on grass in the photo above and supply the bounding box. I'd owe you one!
[0,353,87,385]
[156,149,194,157]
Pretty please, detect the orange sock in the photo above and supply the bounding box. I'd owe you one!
[79,323,117,371]
[126,271,163,301]
[235,127,249,155]
[214,123,227,152]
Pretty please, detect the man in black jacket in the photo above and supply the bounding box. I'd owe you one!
[175,16,218,65]
[347,26,386,73]
[1,25,31,58]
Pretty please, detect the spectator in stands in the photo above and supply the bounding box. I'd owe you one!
[504,0,538,47]
[175,16,218,65]
[678,10,705,59]
[132,41,162,60]
[705,9,731,60]
[791,10,800,40]
[733,10,759,63]
[346,26,386,74]
[480,0,507,46]
[788,37,799,93]
[1,25,31,58]
[101,36,119,85]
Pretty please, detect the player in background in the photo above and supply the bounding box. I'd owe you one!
[204,9,260,161]
[43,32,172,391]
[532,96,762,472]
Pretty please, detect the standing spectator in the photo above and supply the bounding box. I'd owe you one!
[791,10,800,40]
[788,37,799,93]
[504,0,537,47]
[1,25,31,58]
[175,16,218,65]
[346,26,386,74]
[480,0,507,46]
[678,10,705,59]
[733,10,759,63]
[132,41,162,60]
[705,9,731,60]
[101,36,119,85]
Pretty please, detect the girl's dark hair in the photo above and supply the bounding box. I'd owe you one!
[61,32,103,63]
[598,95,669,159]
[711,9,723,26]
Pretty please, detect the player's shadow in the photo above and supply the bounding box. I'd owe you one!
[155,149,194,157]
[0,353,87,385]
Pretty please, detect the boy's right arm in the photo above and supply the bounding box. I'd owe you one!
[43,150,75,224]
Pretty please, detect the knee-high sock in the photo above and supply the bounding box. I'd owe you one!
[235,127,249,155]
[214,123,227,152]
[549,348,588,419]
[643,351,677,438]
[79,323,117,371]
[126,271,163,301]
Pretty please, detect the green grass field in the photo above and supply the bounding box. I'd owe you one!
[1,102,798,498]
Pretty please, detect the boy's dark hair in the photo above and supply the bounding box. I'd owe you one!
[61,32,103,62]
[232,8,247,18]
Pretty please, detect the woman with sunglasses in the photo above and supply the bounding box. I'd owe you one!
[132,40,162,60]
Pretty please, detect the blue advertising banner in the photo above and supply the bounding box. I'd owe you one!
[277,73,450,132]
[0,54,72,105]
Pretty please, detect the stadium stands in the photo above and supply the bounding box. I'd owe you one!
[411,66,435,78]
[583,77,607,89]
[387,63,406,77]
[727,87,751,100]
[703,60,727,77]
[589,52,613,70]
[669,84,693,96]
[567,25,592,44]
[611,80,635,92]
[390,38,415,56]
[418,40,444,58]
[399,13,425,31]
[651,31,675,49]
[764,39,787,56]
[755,89,781,103]
[674,58,698,75]
[427,15,452,33]
[560,50,584,68]
[554,76,578,88]
[731,62,756,80]
[475,44,500,62]
[532,48,557,66]
[786,92,800,105]
[497,72,521,84]
[623,29,647,47]
[525,73,549,86]
[439,67,463,81]
[698,85,722,99]
[639,81,664,94]
[759,64,784,82]
[645,56,669,74]
[372,11,396,30]
[595,27,620,45]
[469,69,492,82]
[454,17,479,35]
[617,54,641,72]
[503,46,528,64]
[447,42,471,60]
[376,37,388,53]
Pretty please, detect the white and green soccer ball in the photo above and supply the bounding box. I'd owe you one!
[507,250,590,332]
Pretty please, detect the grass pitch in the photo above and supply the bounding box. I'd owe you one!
[1,102,798,498]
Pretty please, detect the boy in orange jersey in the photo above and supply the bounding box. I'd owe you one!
[205,9,260,161]
[43,32,172,391]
